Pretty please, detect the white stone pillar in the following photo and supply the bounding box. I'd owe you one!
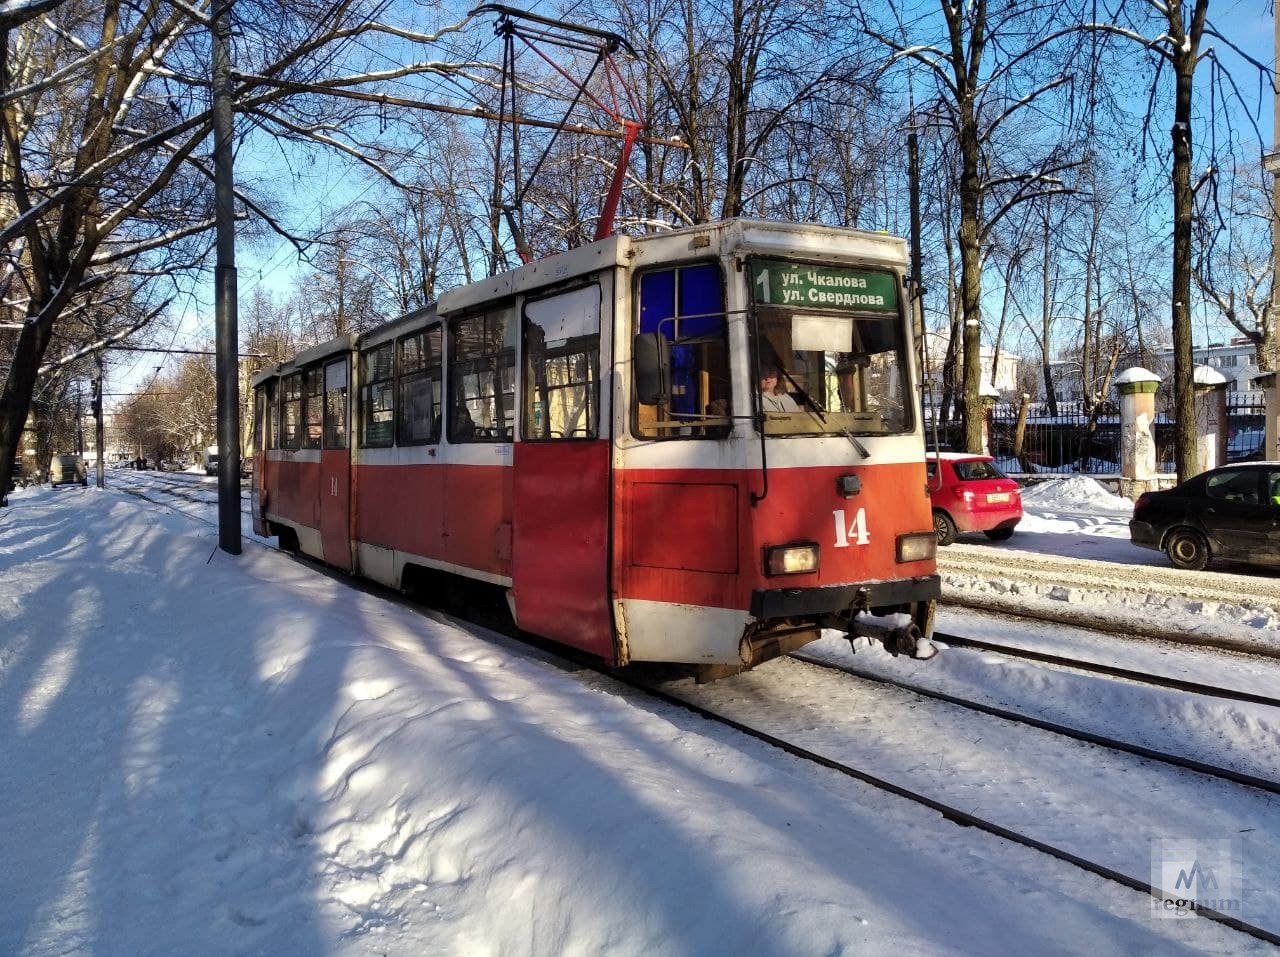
[1193,365,1229,475]
[1114,367,1160,499]
[1256,372,1278,462]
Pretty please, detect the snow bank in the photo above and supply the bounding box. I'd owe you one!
[1020,476,1134,513]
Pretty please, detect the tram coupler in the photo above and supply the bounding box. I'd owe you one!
[848,609,937,660]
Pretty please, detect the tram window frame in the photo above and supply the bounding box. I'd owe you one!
[281,372,303,451]
[271,380,284,450]
[323,358,348,450]
[748,257,913,437]
[522,284,601,441]
[360,341,395,448]
[254,383,267,452]
[254,381,273,452]
[631,260,731,440]
[397,325,442,445]
[301,366,324,449]
[448,306,516,443]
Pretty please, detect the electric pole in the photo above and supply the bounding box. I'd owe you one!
[212,0,241,554]
[93,353,104,489]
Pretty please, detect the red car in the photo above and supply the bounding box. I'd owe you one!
[927,453,1023,545]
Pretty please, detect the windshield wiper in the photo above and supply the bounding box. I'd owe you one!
[839,427,870,459]
[778,368,827,424]
[777,367,868,457]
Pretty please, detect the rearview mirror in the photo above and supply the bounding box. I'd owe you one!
[633,332,670,405]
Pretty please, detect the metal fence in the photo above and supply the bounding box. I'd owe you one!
[925,391,1268,476]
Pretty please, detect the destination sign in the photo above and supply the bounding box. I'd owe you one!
[751,260,898,313]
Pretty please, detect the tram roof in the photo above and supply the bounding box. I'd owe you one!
[252,219,910,381]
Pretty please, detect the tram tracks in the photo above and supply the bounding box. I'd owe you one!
[115,475,250,530]
[791,650,1280,796]
[932,631,1280,708]
[937,546,1280,660]
[623,660,1280,948]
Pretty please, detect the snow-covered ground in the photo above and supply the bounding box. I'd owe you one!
[937,476,1280,655]
[1,476,1278,954]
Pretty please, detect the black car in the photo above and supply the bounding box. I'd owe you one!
[1129,462,1280,570]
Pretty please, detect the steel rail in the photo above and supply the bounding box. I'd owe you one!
[933,631,1280,709]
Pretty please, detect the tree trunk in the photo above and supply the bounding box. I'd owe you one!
[0,316,55,501]
[1171,33,1198,481]
[1041,199,1058,416]
[1081,200,1099,413]
[958,114,984,453]
[1013,391,1030,467]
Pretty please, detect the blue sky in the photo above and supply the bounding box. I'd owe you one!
[107,0,1280,401]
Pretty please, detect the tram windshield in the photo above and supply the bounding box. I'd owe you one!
[748,259,911,437]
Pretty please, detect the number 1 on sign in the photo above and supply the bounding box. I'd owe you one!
[755,269,770,301]
[833,507,869,547]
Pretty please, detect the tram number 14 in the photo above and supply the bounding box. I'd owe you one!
[832,508,869,548]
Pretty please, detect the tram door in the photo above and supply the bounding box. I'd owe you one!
[511,282,615,658]
[251,382,271,537]
[319,356,352,571]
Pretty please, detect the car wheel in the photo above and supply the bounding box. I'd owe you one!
[933,510,958,546]
[1165,527,1209,571]
[984,527,1014,541]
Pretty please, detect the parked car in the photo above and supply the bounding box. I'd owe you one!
[1130,462,1280,570]
[49,454,87,487]
[927,453,1023,545]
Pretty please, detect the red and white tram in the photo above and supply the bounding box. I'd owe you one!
[250,219,940,679]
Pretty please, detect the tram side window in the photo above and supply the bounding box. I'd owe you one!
[634,262,730,439]
[449,307,516,442]
[254,382,273,452]
[398,326,442,445]
[523,285,600,440]
[303,367,323,449]
[270,384,282,450]
[323,358,348,449]
[282,373,303,450]
[254,389,264,451]
[361,342,395,448]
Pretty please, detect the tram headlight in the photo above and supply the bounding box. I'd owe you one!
[896,532,937,564]
[764,542,819,576]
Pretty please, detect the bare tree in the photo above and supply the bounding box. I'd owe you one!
[860,0,1087,452]
[614,0,886,229]
[0,0,481,499]
[1076,0,1272,478]
[1194,160,1278,376]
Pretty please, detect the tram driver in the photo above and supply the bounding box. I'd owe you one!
[760,367,800,413]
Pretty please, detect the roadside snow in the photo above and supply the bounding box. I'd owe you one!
[0,480,1273,953]
[1020,475,1137,513]
[936,475,1280,654]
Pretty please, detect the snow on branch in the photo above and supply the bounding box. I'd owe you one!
[37,299,172,376]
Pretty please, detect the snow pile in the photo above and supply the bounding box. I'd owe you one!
[1020,475,1134,513]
